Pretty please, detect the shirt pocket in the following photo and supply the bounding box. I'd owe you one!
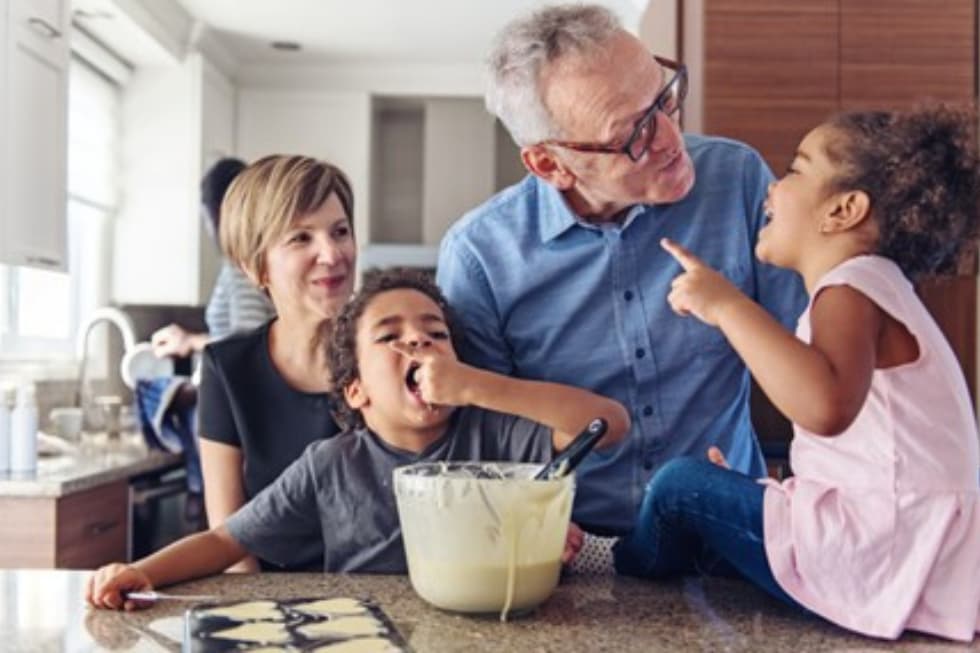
[683,263,753,358]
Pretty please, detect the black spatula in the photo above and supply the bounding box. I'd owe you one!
[534,418,608,481]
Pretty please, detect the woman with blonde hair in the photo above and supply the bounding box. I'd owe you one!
[198,155,356,572]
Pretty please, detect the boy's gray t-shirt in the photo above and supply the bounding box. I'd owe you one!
[224,405,554,573]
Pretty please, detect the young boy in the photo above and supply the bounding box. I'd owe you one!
[87,268,630,610]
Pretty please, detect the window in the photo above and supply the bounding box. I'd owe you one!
[0,53,120,361]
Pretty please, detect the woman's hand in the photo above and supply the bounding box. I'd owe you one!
[661,238,749,327]
[85,563,154,611]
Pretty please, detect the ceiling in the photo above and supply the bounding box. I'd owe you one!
[175,0,646,65]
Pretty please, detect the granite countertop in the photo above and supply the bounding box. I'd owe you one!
[5,569,978,652]
[0,437,182,498]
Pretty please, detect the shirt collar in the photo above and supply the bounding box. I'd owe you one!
[537,177,650,242]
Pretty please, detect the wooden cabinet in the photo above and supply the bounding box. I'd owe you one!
[704,0,839,174]
[840,0,975,110]
[703,0,979,445]
[0,0,69,271]
[0,480,128,568]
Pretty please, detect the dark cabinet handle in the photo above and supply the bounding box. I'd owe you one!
[27,17,62,39]
[85,520,119,536]
[25,255,60,268]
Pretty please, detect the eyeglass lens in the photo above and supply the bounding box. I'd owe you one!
[626,68,688,161]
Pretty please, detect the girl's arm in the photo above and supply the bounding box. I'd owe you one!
[714,285,879,435]
[86,526,247,611]
[199,439,261,572]
[662,239,879,435]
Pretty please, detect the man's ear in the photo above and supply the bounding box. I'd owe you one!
[521,145,576,190]
[344,379,368,411]
[821,190,871,233]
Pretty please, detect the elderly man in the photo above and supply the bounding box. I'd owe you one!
[436,4,805,535]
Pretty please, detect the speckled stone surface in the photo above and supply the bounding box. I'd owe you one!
[0,445,181,497]
[4,569,978,652]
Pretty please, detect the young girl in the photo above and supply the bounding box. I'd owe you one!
[614,105,980,641]
[86,269,629,610]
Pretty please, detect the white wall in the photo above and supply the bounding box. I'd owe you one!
[236,89,372,245]
[422,98,496,246]
[114,56,202,305]
[198,60,236,301]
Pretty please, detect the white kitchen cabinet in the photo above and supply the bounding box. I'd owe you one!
[0,0,70,271]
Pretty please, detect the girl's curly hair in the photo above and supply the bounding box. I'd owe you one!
[823,104,980,281]
[328,267,466,430]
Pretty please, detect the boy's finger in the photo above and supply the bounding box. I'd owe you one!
[660,238,702,272]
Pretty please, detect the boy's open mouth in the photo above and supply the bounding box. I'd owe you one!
[405,363,423,401]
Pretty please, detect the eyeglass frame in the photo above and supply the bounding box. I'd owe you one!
[538,56,688,163]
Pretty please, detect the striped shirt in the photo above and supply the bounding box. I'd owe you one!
[205,260,276,339]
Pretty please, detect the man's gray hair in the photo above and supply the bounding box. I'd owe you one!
[486,4,622,147]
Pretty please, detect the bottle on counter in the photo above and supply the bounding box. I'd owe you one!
[9,383,38,473]
[0,384,14,473]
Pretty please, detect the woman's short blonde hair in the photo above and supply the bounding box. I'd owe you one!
[219,154,354,283]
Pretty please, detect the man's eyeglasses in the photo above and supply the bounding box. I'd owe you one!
[540,56,688,163]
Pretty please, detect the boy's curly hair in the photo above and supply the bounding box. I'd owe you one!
[824,104,980,281]
[328,267,466,430]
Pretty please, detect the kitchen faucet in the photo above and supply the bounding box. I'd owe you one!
[75,306,137,408]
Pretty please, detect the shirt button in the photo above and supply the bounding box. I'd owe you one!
[642,406,653,417]
[624,290,634,301]
[635,348,645,359]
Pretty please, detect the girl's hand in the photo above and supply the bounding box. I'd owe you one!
[661,238,748,327]
[85,563,154,611]
[389,342,475,407]
[707,446,730,469]
[562,522,585,564]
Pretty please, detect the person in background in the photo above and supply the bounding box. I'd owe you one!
[151,158,275,359]
[616,105,980,642]
[85,268,629,608]
[436,4,805,536]
[196,155,357,572]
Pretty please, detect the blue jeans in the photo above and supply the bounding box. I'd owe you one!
[614,457,799,608]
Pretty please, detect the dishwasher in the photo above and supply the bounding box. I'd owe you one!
[128,464,206,560]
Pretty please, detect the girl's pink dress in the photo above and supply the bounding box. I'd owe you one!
[763,255,980,641]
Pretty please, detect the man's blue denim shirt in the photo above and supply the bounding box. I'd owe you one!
[436,134,806,534]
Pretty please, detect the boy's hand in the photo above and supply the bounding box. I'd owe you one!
[389,342,475,407]
[85,563,154,611]
[661,238,747,327]
[562,522,585,564]
[707,446,730,469]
